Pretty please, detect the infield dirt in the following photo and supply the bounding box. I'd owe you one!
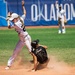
[0,56,75,75]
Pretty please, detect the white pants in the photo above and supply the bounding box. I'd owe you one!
[7,34,31,66]
[58,20,66,34]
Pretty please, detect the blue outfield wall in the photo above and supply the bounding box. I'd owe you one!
[0,0,75,26]
[0,0,7,26]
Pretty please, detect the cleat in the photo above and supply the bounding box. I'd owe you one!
[5,66,10,70]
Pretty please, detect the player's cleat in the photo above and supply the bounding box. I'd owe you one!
[62,29,66,34]
[62,32,66,34]
[5,66,10,70]
[32,69,35,72]
[58,30,61,34]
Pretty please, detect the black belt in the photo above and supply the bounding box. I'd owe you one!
[23,26,26,32]
[23,29,26,32]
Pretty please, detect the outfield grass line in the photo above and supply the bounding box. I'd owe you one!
[0,25,75,30]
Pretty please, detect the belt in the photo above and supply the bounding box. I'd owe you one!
[23,27,26,32]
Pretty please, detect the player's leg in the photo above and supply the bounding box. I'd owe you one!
[24,35,31,52]
[24,35,38,71]
[58,23,62,34]
[5,40,24,70]
[58,19,62,34]
[61,21,66,34]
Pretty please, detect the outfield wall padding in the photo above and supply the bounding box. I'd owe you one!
[0,0,75,26]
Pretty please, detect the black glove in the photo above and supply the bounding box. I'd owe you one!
[8,26,11,29]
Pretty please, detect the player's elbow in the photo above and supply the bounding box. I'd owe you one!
[23,11,26,16]
[24,13,26,16]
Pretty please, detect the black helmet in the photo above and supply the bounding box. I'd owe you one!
[31,39,39,49]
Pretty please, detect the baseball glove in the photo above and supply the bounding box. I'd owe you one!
[64,19,67,25]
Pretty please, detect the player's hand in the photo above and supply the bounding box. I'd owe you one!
[6,12,11,21]
[7,12,11,17]
[56,1,58,4]
[6,17,10,21]
[22,0,25,6]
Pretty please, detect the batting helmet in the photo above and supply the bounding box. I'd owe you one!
[31,39,39,49]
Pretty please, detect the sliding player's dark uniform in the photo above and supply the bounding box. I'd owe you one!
[31,39,48,64]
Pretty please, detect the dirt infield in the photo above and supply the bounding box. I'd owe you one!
[0,56,75,75]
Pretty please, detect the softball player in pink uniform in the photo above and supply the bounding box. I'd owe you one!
[55,1,66,34]
[5,1,37,71]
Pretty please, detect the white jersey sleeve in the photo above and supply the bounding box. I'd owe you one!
[60,9,66,16]
[21,14,26,20]
[20,14,26,24]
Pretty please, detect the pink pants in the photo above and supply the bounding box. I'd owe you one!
[7,34,31,66]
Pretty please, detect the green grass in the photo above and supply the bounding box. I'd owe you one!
[0,27,75,65]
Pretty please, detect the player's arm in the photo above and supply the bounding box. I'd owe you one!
[64,11,67,24]
[6,12,11,29]
[7,20,14,29]
[55,1,60,26]
[30,52,38,71]
[64,15,66,21]
[64,10,66,20]
[22,0,26,16]
[38,44,48,49]
[6,12,11,21]
[55,1,59,10]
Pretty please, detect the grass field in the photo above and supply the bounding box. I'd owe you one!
[0,27,75,66]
